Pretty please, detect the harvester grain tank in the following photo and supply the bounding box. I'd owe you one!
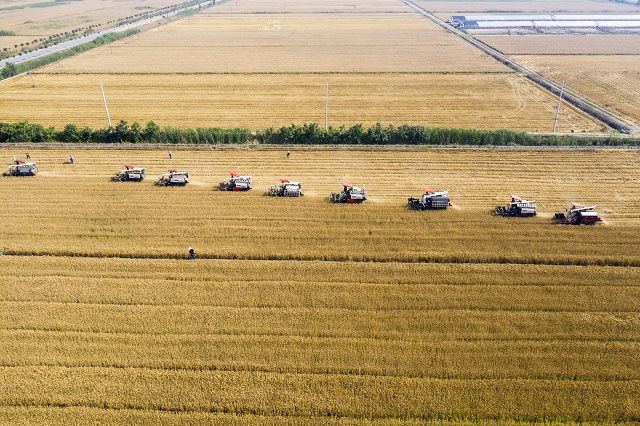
[3,162,38,176]
[219,171,252,191]
[495,196,536,217]
[155,169,190,186]
[330,183,367,203]
[111,164,146,182]
[266,178,303,197]
[554,203,602,225]
[408,189,451,210]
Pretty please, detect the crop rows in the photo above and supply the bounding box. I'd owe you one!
[1,148,639,423]
[477,35,640,56]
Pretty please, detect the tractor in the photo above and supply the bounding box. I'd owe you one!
[495,196,537,217]
[155,169,189,186]
[554,203,602,225]
[266,178,303,197]
[219,171,252,191]
[3,162,38,176]
[330,183,367,203]
[408,189,450,210]
[111,164,146,182]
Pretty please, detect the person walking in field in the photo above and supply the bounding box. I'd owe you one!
[25,152,30,160]
[168,150,172,160]
[69,155,74,164]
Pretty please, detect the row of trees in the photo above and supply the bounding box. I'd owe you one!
[0,121,251,144]
[1,121,637,146]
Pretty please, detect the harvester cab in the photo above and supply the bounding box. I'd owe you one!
[3,162,38,176]
[495,195,536,217]
[155,169,189,186]
[266,178,303,197]
[554,203,602,225]
[408,188,451,210]
[330,183,367,203]
[219,171,252,191]
[112,164,146,182]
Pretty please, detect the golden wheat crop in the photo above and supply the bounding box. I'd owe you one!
[0,71,603,131]
[514,55,640,125]
[477,35,640,56]
[0,147,639,424]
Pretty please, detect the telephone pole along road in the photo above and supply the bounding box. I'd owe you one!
[402,0,640,135]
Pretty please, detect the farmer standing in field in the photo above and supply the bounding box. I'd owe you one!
[69,155,74,164]
[188,247,196,260]
[168,150,172,160]
[286,150,290,158]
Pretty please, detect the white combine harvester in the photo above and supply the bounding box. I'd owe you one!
[155,169,189,186]
[266,178,303,197]
[330,183,367,203]
[111,164,146,182]
[3,162,38,176]
[219,171,252,191]
[408,188,451,210]
[554,203,602,225]
[495,195,537,217]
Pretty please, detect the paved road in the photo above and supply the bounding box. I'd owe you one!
[0,0,213,69]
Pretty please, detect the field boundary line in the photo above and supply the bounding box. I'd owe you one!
[2,252,639,267]
[4,299,640,313]
[5,327,640,343]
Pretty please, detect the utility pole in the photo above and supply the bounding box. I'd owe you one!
[325,81,328,131]
[552,81,565,133]
[100,83,112,129]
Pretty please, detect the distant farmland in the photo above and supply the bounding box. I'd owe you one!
[0,0,604,131]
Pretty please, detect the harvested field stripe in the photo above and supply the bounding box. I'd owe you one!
[3,252,640,267]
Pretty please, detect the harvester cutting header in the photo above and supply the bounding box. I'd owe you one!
[219,171,252,191]
[495,196,537,217]
[408,188,451,210]
[554,203,602,225]
[266,178,303,197]
[330,183,367,203]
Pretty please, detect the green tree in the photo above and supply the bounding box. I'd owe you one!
[1,62,17,79]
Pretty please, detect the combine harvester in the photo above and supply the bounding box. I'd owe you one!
[3,160,38,176]
[408,188,451,210]
[219,171,252,191]
[266,178,303,197]
[155,169,189,186]
[554,203,602,225]
[111,164,146,182]
[330,183,367,203]
[495,196,537,217]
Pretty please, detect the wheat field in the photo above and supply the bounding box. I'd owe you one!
[0,0,605,132]
[0,147,639,424]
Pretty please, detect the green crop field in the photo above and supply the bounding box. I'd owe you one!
[0,147,639,424]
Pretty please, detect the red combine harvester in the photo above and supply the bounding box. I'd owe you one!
[554,203,602,225]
